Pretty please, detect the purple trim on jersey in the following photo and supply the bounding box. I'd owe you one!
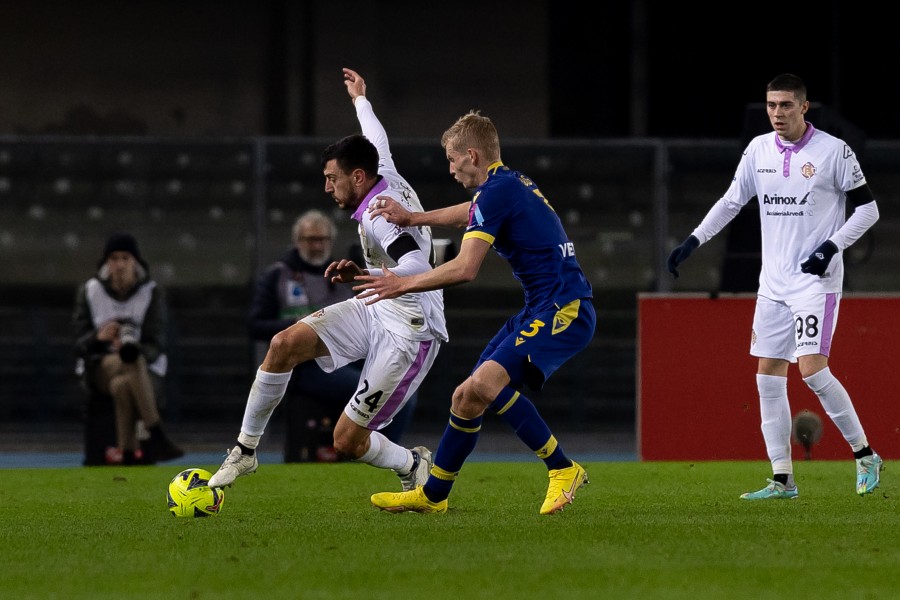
[819,292,837,357]
[775,122,816,178]
[352,178,388,222]
[370,339,433,429]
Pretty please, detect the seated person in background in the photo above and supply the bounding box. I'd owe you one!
[249,209,417,461]
[73,233,184,465]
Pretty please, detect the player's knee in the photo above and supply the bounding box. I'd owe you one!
[450,380,490,419]
[800,365,829,381]
[467,372,500,408]
[267,329,292,356]
[266,330,304,369]
[450,382,467,404]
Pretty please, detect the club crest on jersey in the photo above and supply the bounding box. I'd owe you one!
[801,162,816,179]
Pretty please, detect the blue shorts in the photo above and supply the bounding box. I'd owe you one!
[474,298,596,390]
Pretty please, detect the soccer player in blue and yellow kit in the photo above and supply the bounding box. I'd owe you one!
[355,110,596,515]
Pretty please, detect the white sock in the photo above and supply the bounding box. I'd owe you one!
[757,374,792,475]
[804,367,868,452]
[237,432,261,450]
[239,369,292,441]
[357,431,412,471]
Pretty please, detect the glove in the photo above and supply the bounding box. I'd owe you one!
[800,240,838,276]
[666,235,700,278]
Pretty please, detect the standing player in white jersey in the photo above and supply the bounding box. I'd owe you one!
[209,68,448,493]
[667,73,882,500]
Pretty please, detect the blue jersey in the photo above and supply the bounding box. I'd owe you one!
[463,162,593,313]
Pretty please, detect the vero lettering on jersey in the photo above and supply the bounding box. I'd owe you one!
[559,241,576,257]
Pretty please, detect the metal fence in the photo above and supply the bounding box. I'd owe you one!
[2,136,898,428]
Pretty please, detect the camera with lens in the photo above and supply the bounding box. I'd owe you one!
[118,321,141,363]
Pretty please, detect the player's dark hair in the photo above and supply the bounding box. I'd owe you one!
[767,73,807,102]
[320,134,379,178]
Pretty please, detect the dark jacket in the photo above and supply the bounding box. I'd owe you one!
[248,247,354,341]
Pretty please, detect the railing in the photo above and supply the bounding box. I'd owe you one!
[2,136,898,427]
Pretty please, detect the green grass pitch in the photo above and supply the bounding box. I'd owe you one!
[1,460,896,599]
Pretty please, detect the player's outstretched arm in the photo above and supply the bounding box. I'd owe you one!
[370,196,470,229]
[353,237,490,304]
[670,198,742,278]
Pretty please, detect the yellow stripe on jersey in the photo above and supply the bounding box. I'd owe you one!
[463,230,495,245]
[552,299,581,335]
[493,390,520,415]
[535,436,559,460]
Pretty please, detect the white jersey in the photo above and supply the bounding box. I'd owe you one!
[693,124,865,300]
[350,97,448,342]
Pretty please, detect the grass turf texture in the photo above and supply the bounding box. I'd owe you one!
[1,461,896,599]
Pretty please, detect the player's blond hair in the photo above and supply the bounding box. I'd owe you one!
[441,110,500,162]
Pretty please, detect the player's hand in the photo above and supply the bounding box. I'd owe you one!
[800,240,838,276]
[353,263,405,305]
[666,235,700,278]
[343,68,366,101]
[325,259,364,284]
[369,196,412,226]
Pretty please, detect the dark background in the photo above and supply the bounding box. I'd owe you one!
[1,0,895,141]
[2,0,898,441]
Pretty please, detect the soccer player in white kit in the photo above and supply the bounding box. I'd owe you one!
[209,69,448,493]
[667,73,883,499]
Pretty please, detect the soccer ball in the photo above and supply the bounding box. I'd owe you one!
[167,468,225,518]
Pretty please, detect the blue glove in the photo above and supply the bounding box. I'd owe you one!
[800,240,838,276]
[666,235,700,278]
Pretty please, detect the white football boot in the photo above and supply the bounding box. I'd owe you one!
[397,446,432,492]
[208,446,258,488]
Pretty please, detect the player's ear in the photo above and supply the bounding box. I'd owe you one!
[800,100,809,115]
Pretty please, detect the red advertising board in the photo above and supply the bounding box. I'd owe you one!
[638,293,899,460]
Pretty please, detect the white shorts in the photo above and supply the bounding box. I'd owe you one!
[301,298,441,431]
[750,293,841,362]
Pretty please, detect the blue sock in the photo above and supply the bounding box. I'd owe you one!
[423,411,482,503]
[489,386,571,471]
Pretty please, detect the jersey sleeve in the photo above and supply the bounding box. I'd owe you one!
[691,142,757,244]
[836,143,866,192]
[721,142,759,208]
[465,182,515,243]
[354,96,397,173]
[367,193,414,261]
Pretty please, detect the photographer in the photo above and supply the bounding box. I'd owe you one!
[73,233,183,465]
